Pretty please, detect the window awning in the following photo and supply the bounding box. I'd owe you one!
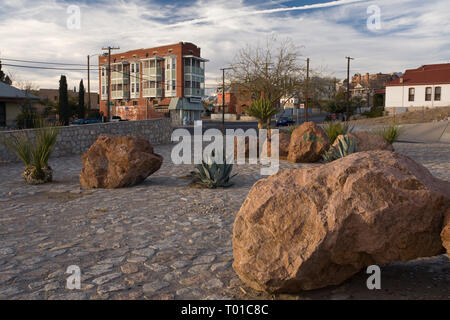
[169,98,204,111]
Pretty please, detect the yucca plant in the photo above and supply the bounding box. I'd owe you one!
[322,135,357,163]
[322,121,353,144]
[1,120,60,184]
[193,151,236,188]
[245,98,279,129]
[376,124,400,145]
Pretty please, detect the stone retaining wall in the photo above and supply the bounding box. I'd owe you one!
[0,118,172,163]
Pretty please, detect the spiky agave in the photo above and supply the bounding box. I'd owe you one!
[322,135,357,163]
[193,151,236,188]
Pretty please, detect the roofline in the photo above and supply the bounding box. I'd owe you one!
[386,82,450,87]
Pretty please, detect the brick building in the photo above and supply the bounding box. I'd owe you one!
[216,84,252,115]
[99,42,207,125]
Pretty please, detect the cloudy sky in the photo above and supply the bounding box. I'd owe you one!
[0,0,449,93]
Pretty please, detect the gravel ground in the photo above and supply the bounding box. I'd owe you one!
[0,142,449,300]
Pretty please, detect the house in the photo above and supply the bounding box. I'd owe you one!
[385,63,450,114]
[0,82,39,127]
[350,72,399,108]
[38,88,100,111]
[98,42,208,125]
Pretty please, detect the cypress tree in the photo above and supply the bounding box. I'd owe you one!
[78,79,85,119]
[58,75,70,125]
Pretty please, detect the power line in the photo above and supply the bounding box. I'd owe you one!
[1,57,100,67]
[1,63,88,71]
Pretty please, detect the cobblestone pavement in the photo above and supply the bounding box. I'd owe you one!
[0,142,449,300]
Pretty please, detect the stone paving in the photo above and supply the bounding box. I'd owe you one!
[0,142,449,300]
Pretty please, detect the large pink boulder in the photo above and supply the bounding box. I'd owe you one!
[233,151,450,293]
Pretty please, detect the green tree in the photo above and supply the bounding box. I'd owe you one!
[58,75,70,125]
[0,61,12,85]
[77,79,85,119]
[245,98,279,129]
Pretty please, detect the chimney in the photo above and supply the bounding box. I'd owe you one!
[399,77,404,84]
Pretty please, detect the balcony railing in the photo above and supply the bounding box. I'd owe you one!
[143,67,162,78]
[184,88,204,97]
[142,88,163,98]
[111,90,130,100]
[184,66,204,75]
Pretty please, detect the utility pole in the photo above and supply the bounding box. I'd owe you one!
[345,56,354,121]
[102,46,120,120]
[305,58,310,122]
[87,55,91,114]
[220,67,232,135]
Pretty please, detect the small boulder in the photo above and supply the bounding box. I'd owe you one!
[334,131,393,152]
[80,135,162,189]
[287,122,330,163]
[233,151,450,293]
[441,208,450,255]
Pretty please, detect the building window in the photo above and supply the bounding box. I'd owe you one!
[435,87,441,101]
[172,80,176,91]
[408,88,415,101]
[131,64,135,73]
[425,87,432,101]
[172,60,176,70]
[131,83,135,93]
[150,60,155,68]
[136,63,139,73]
[0,102,5,126]
[136,83,139,93]
[166,59,171,69]
[133,101,138,106]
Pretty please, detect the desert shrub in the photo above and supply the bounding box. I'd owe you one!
[376,124,400,144]
[363,105,384,118]
[1,120,60,184]
[322,121,353,144]
[245,98,279,129]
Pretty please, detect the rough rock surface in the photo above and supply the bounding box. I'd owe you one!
[287,122,330,163]
[262,131,291,159]
[333,131,394,152]
[233,150,450,293]
[79,135,163,188]
[441,208,450,255]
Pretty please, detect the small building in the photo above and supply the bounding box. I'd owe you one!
[216,84,252,115]
[38,88,100,111]
[0,82,39,127]
[385,63,450,114]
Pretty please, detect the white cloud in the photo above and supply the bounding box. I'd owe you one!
[0,0,449,93]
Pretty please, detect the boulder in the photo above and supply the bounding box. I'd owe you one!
[80,135,163,189]
[233,151,450,293]
[441,208,450,255]
[333,131,393,152]
[261,131,291,159]
[287,122,330,163]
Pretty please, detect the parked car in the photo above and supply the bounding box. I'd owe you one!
[276,117,296,127]
[70,118,102,125]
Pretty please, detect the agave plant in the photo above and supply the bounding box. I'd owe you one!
[193,151,236,188]
[322,135,357,163]
[245,98,279,129]
[1,120,59,184]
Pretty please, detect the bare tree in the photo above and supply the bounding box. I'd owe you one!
[14,79,40,93]
[229,36,306,107]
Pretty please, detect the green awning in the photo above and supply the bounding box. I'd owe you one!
[169,98,204,111]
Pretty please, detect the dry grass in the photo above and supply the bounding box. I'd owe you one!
[347,106,450,125]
